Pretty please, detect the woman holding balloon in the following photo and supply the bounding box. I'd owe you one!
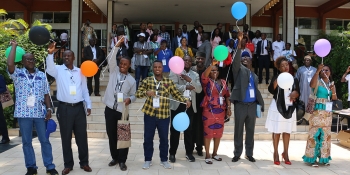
[302,64,335,167]
[265,56,300,165]
[201,61,231,164]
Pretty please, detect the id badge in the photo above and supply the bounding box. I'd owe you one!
[69,86,76,95]
[219,96,224,105]
[162,58,166,66]
[27,95,36,107]
[249,87,255,98]
[219,61,224,67]
[183,90,190,97]
[153,97,160,108]
[117,92,124,103]
[143,54,148,58]
[326,102,333,112]
[307,77,312,83]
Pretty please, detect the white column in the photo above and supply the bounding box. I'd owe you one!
[70,0,82,65]
[282,0,295,49]
[107,0,113,52]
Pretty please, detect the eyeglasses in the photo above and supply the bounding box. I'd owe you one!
[322,70,329,72]
[25,58,36,62]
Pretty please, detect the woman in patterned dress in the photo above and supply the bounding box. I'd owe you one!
[201,63,231,164]
[148,34,160,76]
[81,19,97,47]
[175,37,194,59]
[302,64,336,167]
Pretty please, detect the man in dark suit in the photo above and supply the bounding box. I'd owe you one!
[197,33,212,68]
[171,28,182,54]
[243,24,255,42]
[230,31,264,163]
[182,24,190,45]
[189,21,200,48]
[223,25,234,43]
[256,33,272,84]
[82,38,104,96]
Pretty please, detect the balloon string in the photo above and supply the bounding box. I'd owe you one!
[99,46,117,80]
[236,20,241,32]
[137,95,187,113]
[43,57,55,113]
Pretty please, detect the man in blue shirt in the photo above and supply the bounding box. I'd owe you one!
[230,32,264,163]
[154,40,173,77]
[7,41,58,175]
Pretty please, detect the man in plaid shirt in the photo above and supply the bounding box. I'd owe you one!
[136,60,191,169]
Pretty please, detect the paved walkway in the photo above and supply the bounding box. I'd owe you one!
[0,137,350,175]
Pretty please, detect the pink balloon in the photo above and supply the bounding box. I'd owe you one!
[169,56,184,74]
[314,39,331,57]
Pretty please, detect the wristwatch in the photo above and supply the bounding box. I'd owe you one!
[47,108,53,112]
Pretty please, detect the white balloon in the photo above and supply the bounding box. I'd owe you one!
[277,72,294,89]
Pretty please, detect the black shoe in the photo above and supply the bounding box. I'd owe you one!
[119,162,127,171]
[0,139,10,144]
[232,156,240,162]
[108,159,118,166]
[26,168,37,175]
[186,154,196,162]
[169,155,176,163]
[46,168,59,175]
[245,155,256,162]
[197,150,203,156]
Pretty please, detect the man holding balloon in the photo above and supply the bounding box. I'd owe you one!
[136,60,191,170]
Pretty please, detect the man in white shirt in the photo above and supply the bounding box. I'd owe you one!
[256,33,272,84]
[60,31,68,49]
[46,43,92,175]
[182,24,190,44]
[252,30,261,75]
[272,34,285,76]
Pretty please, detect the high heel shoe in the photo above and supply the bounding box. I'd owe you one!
[274,160,280,165]
[281,153,291,165]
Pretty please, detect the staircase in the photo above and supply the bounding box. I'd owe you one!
[8,68,338,140]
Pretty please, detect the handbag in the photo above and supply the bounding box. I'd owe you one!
[305,81,319,117]
[117,103,131,149]
[0,86,14,109]
[332,100,343,111]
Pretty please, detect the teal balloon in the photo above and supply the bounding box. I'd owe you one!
[231,2,247,20]
[5,46,26,62]
[213,45,229,61]
[172,112,189,132]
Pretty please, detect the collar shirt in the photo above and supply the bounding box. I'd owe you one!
[133,41,152,66]
[160,32,171,47]
[60,33,68,41]
[272,40,285,60]
[182,32,188,43]
[177,36,182,47]
[260,40,269,55]
[90,45,97,59]
[103,48,136,112]
[124,25,130,41]
[136,76,187,119]
[8,67,49,118]
[46,54,91,108]
[252,37,262,54]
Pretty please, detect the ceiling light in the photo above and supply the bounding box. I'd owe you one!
[220,6,225,8]
[175,4,178,6]
[124,4,128,6]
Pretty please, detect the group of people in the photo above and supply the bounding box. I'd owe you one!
[0,19,346,175]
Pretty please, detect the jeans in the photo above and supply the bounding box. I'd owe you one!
[18,118,55,170]
[135,66,149,90]
[143,114,170,162]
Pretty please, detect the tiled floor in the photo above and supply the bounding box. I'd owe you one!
[0,137,350,175]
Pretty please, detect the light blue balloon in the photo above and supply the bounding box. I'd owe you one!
[172,112,189,132]
[231,2,247,20]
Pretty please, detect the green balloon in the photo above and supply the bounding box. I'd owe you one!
[213,45,229,61]
[5,46,26,62]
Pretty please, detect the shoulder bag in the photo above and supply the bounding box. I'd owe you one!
[117,103,131,149]
[304,80,319,121]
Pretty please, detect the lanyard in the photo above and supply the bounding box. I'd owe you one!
[153,76,162,95]
[210,78,225,94]
[23,70,37,94]
[249,72,252,87]
[116,74,127,92]
[320,79,331,100]
[162,50,167,56]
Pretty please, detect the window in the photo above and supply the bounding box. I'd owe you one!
[54,13,69,23]
[32,12,53,23]
[32,12,70,23]
[94,29,107,47]
[344,21,350,30]
[0,12,24,22]
[298,19,312,29]
[328,20,343,30]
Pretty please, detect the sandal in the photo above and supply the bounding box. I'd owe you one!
[311,162,318,167]
[212,155,222,161]
[205,158,213,164]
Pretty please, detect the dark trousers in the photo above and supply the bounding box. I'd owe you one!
[169,104,194,155]
[87,69,101,95]
[104,106,129,163]
[258,55,270,83]
[143,114,170,162]
[253,54,259,75]
[57,102,89,168]
[135,66,149,90]
[272,61,278,77]
[0,103,9,141]
[233,102,257,157]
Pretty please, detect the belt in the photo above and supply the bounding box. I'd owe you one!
[235,101,256,105]
[59,101,83,106]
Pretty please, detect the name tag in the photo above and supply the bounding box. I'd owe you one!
[284,89,293,106]
[143,54,148,58]
[219,96,224,105]
[153,97,160,108]
[162,58,166,66]
[69,86,76,95]
[117,92,124,103]
[183,90,190,97]
[27,95,36,107]
[308,77,311,83]
[219,61,224,67]
[326,102,333,112]
[249,87,255,98]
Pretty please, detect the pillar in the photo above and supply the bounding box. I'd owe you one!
[272,11,280,41]
[107,0,113,52]
[70,0,83,65]
[282,0,295,49]
[175,22,180,31]
[225,23,230,33]
[319,13,326,31]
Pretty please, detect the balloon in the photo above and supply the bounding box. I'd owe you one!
[81,61,98,77]
[169,56,184,74]
[231,2,248,20]
[5,46,26,62]
[277,72,294,90]
[314,39,331,57]
[213,45,229,61]
[172,112,190,132]
[246,43,255,53]
[29,26,51,45]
